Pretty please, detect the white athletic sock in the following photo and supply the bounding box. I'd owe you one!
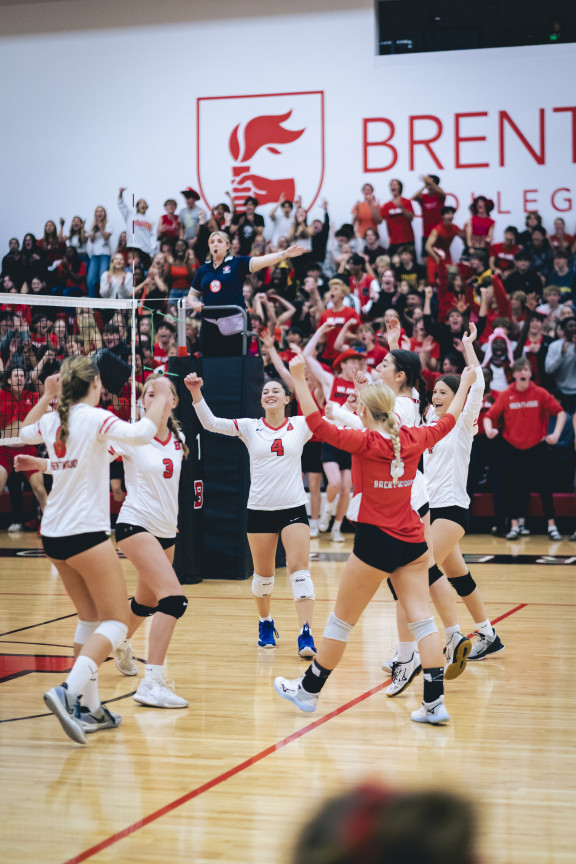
[332,519,342,532]
[81,672,100,712]
[65,655,98,699]
[145,664,164,683]
[477,619,493,638]
[445,624,460,641]
[310,518,319,529]
[259,616,272,623]
[397,641,417,662]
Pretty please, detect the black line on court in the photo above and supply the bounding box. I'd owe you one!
[0,611,78,638]
[0,691,137,724]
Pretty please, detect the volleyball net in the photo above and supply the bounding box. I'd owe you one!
[0,292,190,445]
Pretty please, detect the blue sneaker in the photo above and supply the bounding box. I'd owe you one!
[258,619,279,648]
[297,623,317,658]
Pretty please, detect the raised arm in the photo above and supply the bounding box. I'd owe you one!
[184,373,242,436]
[250,244,307,273]
[260,331,295,393]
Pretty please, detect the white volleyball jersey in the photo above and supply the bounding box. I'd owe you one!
[20,404,157,537]
[423,366,485,509]
[194,399,312,510]
[112,431,184,538]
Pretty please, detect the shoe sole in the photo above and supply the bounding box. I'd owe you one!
[43,690,87,744]
[385,663,422,698]
[273,678,317,713]
[133,694,189,708]
[444,638,472,681]
[411,710,450,725]
[258,642,276,649]
[113,658,138,676]
[298,646,317,658]
[468,643,505,662]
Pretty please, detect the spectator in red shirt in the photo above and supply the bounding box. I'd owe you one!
[157,199,180,247]
[465,196,495,252]
[317,278,361,363]
[412,174,446,258]
[52,247,87,297]
[424,206,461,285]
[484,357,565,540]
[378,179,415,256]
[153,320,177,366]
[489,226,521,283]
[548,217,574,255]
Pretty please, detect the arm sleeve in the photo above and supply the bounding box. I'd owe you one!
[544,390,564,416]
[98,413,157,445]
[118,197,129,226]
[193,397,243,437]
[329,401,363,429]
[544,340,564,374]
[413,414,456,449]
[19,420,44,445]
[306,410,368,454]
[485,391,506,424]
[460,366,486,428]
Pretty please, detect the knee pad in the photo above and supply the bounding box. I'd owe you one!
[428,564,444,587]
[252,572,274,598]
[131,597,157,618]
[323,612,354,642]
[290,569,315,601]
[387,577,398,602]
[448,572,477,597]
[408,616,438,643]
[95,619,128,651]
[74,619,99,645]
[157,594,188,620]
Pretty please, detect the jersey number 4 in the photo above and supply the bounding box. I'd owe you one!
[271,438,285,457]
[163,458,173,478]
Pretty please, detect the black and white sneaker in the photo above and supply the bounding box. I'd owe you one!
[444,632,472,680]
[385,653,422,697]
[468,631,505,661]
[79,704,122,733]
[43,683,86,744]
[548,526,562,541]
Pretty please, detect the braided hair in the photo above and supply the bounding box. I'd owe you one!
[142,374,189,458]
[57,356,100,450]
[358,382,404,485]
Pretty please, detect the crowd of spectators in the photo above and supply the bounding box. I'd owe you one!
[2,176,576,533]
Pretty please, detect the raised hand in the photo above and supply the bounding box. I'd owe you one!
[462,321,477,345]
[283,244,307,259]
[353,369,370,389]
[184,372,204,395]
[288,354,306,378]
[44,374,61,400]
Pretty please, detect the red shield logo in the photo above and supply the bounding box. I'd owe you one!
[197,91,325,212]
[209,280,222,293]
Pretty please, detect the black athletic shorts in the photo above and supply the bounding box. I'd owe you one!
[42,531,110,561]
[353,523,428,573]
[115,522,176,550]
[321,441,352,471]
[430,505,470,532]
[246,504,309,534]
[302,440,323,474]
[418,502,430,518]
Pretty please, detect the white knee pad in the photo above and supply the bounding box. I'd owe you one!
[323,612,354,642]
[74,619,99,645]
[252,572,274,598]
[95,619,128,651]
[408,616,438,643]
[290,569,315,601]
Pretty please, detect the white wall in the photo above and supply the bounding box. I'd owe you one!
[1,5,575,253]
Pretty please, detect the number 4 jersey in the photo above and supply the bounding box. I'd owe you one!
[193,398,312,511]
[111,431,185,538]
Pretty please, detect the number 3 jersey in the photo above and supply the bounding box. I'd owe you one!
[111,431,184,537]
[194,398,312,511]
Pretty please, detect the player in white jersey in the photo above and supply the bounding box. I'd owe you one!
[424,323,504,661]
[184,372,317,657]
[109,374,189,709]
[16,356,171,744]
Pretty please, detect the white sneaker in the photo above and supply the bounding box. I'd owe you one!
[411,695,450,724]
[133,678,189,708]
[385,652,422,697]
[113,642,138,676]
[331,527,345,542]
[309,523,319,538]
[318,506,330,532]
[274,676,319,713]
[444,632,472,681]
[7,523,23,532]
[381,649,398,673]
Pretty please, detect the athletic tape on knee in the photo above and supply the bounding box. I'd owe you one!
[448,572,477,597]
[74,619,99,645]
[408,616,438,643]
[95,619,128,651]
[252,572,274,598]
[290,569,315,601]
[130,597,157,618]
[323,612,354,642]
[157,594,188,619]
[428,564,444,586]
[386,577,398,602]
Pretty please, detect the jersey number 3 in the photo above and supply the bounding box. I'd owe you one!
[271,438,284,457]
[162,458,174,478]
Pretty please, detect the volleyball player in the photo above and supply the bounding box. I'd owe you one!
[184,372,317,656]
[424,326,505,661]
[274,354,477,724]
[303,321,365,541]
[110,373,189,709]
[17,357,171,743]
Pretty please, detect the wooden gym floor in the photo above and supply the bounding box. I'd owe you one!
[0,530,575,864]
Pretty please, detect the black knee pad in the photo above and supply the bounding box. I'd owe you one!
[131,597,157,617]
[387,577,398,602]
[157,594,188,619]
[448,572,477,597]
[428,564,444,586]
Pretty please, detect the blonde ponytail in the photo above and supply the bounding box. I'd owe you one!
[57,356,99,448]
[358,382,404,485]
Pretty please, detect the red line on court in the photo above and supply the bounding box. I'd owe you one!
[58,602,527,864]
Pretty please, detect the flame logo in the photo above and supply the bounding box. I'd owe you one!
[229,111,304,162]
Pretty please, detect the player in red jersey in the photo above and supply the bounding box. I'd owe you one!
[274,354,477,725]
